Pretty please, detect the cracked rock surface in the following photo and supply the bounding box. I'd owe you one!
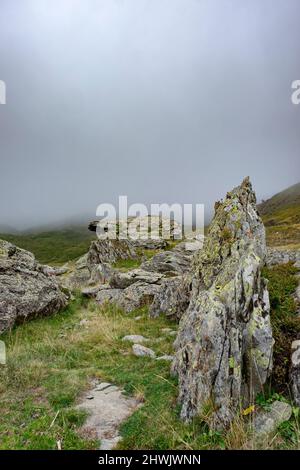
[0,239,68,333]
[172,178,274,429]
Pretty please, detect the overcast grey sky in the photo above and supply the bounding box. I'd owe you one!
[0,0,299,230]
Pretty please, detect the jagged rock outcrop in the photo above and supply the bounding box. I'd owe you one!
[62,239,136,290]
[87,239,136,267]
[148,241,202,320]
[172,178,274,429]
[0,239,67,333]
[92,239,200,316]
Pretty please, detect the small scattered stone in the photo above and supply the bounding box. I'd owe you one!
[122,335,149,344]
[254,401,292,435]
[135,316,142,321]
[156,355,174,362]
[86,395,94,400]
[79,319,89,326]
[110,269,164,289]
[132,344,156,359]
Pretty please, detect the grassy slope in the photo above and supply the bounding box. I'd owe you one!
[258,182,300,248]
[0,227,95,265]
[1,280,299,450]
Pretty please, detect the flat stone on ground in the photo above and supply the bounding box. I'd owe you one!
[77,382,140,450]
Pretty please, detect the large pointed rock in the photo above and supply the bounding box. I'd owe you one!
[173,178,274,429]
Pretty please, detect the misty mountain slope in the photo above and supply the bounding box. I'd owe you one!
[258,182,300,247]
[258,182,300,216]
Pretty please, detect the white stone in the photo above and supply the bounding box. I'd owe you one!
[132,344,156,359]
[122,335,149,344]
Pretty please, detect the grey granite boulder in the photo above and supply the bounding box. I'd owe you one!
[0,239,67,333]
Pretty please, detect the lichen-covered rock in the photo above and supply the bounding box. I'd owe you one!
[0,239,67,333]
[89,216,182,243]
[173,178,274,429]
[87,239,137,267]
[61,254,92,290]
[290,340,300,406]
[96,285,124,306]
[254,401,292,435]
[141,249,192,276]
[62,239,135,290]
[130,239,167,250]
[109,269,164,289]
[120,282,161,312]
[149,276,190,321]
[96,281,160,313]
[148,241,202,321]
